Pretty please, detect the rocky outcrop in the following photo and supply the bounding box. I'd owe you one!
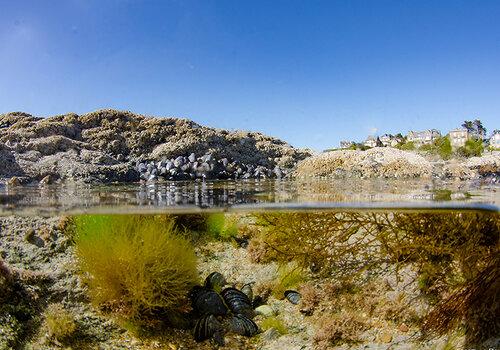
[443,153,500,179]
[294,148,433,179]
[0,110,310,183]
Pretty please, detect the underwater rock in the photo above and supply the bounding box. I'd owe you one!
[190,286,228,316]
[193,314,225,346]
[255,305,275,317]
[221,287,254,318]
[284,290,301,305]
[226,314,259,337]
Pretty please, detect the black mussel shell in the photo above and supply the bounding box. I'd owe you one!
[284,290,301,305]
[190,286,228,316]
[252,295,265,309]
[240,283,254,301]
[204,272,227,292]
[221,287,254,318]
[193,314,225,345]
[226,314,259,337]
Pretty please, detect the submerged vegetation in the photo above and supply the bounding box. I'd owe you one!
[44,303,77,343]
[73,215,199,326]
[2,209,497,348]
[249,210,499,346]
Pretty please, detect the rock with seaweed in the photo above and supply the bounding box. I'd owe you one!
[0,109,310,184]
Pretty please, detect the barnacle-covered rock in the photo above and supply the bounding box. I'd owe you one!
[190,286,228,316]
[221,287,254,318]
[193,314,225,346]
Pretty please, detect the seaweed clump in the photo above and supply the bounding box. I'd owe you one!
[250,210,499,345]
[74,215,199,327]
[44,303,77,343]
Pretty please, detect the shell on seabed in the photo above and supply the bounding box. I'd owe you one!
[284,290,301,305]
[221,287,255,318]
[204,271,227,293]
[193,314,225,346]
[240,283,254,301]
[190,286,228,316]
[226,313,259,337]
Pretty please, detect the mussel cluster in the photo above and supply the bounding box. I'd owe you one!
[189,272,260,346]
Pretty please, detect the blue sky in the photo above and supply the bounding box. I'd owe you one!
[0,0,499,150]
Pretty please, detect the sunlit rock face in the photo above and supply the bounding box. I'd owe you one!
[0,109,310,183]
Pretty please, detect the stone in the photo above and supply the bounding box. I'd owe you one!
[221,158,229,167]
[255,305,275,317]
[379,331,392,343]
[274,166,283,179]
[174,156,184,167]
[202,154,212,162]
[188,153,196,163]
[165,161,174,171]
[137,163,147,173]
[398,323,409,332]
[260,328,280,341]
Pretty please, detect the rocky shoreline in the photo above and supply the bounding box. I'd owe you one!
[1,109,499,186]
[294,147,500,182]
[0,110,309,184]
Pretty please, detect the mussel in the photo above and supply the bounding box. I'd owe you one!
[221,287,254,318]
[204,272,227,293]
[193,314,225,346]
[190,286,228,316]
[240,283,254,301]
[284,290,301,305]
[226,314,259,337]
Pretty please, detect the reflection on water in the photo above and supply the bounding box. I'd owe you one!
[0,178,499,215]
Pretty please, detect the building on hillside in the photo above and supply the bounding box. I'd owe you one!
[449,128,469,148]
[391,135,404,147]
[379,134,394,147]
[406,129,441,146]
[364,135,378,148]
[339,140,354,149]
[490,131,500,149]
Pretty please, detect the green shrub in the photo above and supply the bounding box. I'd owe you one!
[397,141,416,151]
[74,215,199,322]
[456,138,484,157]
[45,303,77,342]
[435,136,452,159]
[271,262,306,298]
[418,137,452,159]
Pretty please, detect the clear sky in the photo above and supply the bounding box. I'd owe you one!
[1,0,499,150]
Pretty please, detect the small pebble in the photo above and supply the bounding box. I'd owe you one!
[255,305,275,317]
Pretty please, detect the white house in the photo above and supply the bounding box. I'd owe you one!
[364,135,378,148]
[406,129,441,146]
[339,140,354,149]
[449,128,469,148]
[490,131,500,149]
[379,134,393,147]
